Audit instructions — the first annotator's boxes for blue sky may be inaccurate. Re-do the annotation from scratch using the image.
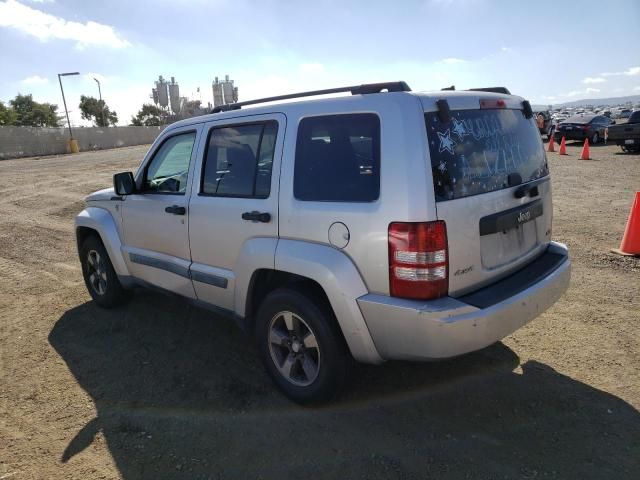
[1,0,639,126]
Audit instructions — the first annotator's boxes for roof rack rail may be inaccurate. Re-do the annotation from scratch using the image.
[467,87,511,95]
[211,81,412,113]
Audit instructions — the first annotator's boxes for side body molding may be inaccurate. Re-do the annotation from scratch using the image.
[275,239,383,364]
[75,207,129,277]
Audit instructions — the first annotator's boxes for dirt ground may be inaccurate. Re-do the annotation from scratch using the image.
[1,140,639,480]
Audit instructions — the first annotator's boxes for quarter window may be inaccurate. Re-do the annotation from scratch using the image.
[201,121,278,197]
[294,114,380,202]
[143,132,196,194]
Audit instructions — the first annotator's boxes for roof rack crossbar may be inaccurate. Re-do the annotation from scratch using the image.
[211,81,411,113]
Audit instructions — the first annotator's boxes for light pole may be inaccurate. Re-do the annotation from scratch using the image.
[93,77,106,127]
[57,72,79,139]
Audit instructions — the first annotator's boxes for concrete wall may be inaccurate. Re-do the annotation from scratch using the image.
[0,126,165,160]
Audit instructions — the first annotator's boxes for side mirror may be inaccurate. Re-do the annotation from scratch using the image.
[113,172,136,196]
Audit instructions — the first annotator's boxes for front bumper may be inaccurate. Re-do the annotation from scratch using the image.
[357,242,571,361]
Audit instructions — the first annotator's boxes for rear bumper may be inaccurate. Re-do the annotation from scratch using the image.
[612,138,639,146]
[357,242,570,361]
[555,131,588,141]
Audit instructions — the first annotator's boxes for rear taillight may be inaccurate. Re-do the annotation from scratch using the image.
[582,125,590,130]
[388,221,448,300]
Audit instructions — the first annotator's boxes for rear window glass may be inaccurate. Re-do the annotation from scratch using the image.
[426,109,548,202]
[563,115,594,124]
[294,113,380,202]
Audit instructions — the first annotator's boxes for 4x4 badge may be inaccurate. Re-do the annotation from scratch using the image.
[454,265,474,276]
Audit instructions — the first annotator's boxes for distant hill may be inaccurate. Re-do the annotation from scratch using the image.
[554,95,640,108]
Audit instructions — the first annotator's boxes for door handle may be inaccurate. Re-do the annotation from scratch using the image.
[241,211,271,223]
[165,205,186,215]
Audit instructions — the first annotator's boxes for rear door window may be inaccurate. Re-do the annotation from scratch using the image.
[426,109,548,202]
[201,121,278,198]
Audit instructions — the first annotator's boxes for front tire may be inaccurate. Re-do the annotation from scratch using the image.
[80,234,130,308]
[255,287,352,404]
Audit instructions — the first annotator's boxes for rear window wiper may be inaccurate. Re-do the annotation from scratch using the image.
[514,177,548,198]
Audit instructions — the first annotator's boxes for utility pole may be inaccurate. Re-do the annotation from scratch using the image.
[94,77,106,127]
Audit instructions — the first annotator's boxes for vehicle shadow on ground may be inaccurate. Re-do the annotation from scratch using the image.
[49,292,640,480]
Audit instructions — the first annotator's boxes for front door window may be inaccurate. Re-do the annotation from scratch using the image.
[143,132,196,194]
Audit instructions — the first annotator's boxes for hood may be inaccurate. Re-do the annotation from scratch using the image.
[85,187,116,202]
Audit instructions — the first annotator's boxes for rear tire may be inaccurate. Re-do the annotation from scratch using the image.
[255,286,352,404]
[80,234,130,308]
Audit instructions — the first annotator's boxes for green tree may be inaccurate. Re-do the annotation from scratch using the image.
[9,94,61,127]
[79,95,118,127]
[0,101,17,126]
[130,104,164,126]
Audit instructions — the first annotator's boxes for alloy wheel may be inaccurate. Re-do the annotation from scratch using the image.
[86,249,107,295]
[268,311,321,386]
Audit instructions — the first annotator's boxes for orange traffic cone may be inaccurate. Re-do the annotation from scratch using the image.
[548,134,555,152]
[558,136,567,155]
[580,138,590,160]
[611,192,640,257]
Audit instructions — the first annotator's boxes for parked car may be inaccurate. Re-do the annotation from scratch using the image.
[554,114,612,144]
[602,110,614,120]
[607,110,640,152]
[75,82,571,403]
[619,109,633,119]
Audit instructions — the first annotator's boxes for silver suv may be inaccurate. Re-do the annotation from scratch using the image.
[75,82,570,403]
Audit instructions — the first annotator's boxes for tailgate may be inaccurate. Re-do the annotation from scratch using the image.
[607,124,640,140]
[437,180,552,295]
[424,104,552,296]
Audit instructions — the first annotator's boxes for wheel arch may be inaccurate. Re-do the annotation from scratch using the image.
[75,207,129,277]
[242,239,383,364]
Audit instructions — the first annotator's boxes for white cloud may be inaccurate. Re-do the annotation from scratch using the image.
[0,0,130,49]
[565,88,600,97]
[500,46,513,53]
[21,74,48,85]
[634,86,640,92]
[582,77,605,84]
[440,57,465,64]
[25,0,55,3]
[601,66,640,77]
[299,63,324,75]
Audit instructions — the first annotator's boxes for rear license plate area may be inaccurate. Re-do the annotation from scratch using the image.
[479,200,543,236]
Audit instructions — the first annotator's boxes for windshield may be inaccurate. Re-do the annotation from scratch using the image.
[425,109,548,202]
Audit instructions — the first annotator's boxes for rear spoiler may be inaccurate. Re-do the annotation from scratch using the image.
[435,92,535,121]
[468,87,512,95]
[441,85,512,95]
